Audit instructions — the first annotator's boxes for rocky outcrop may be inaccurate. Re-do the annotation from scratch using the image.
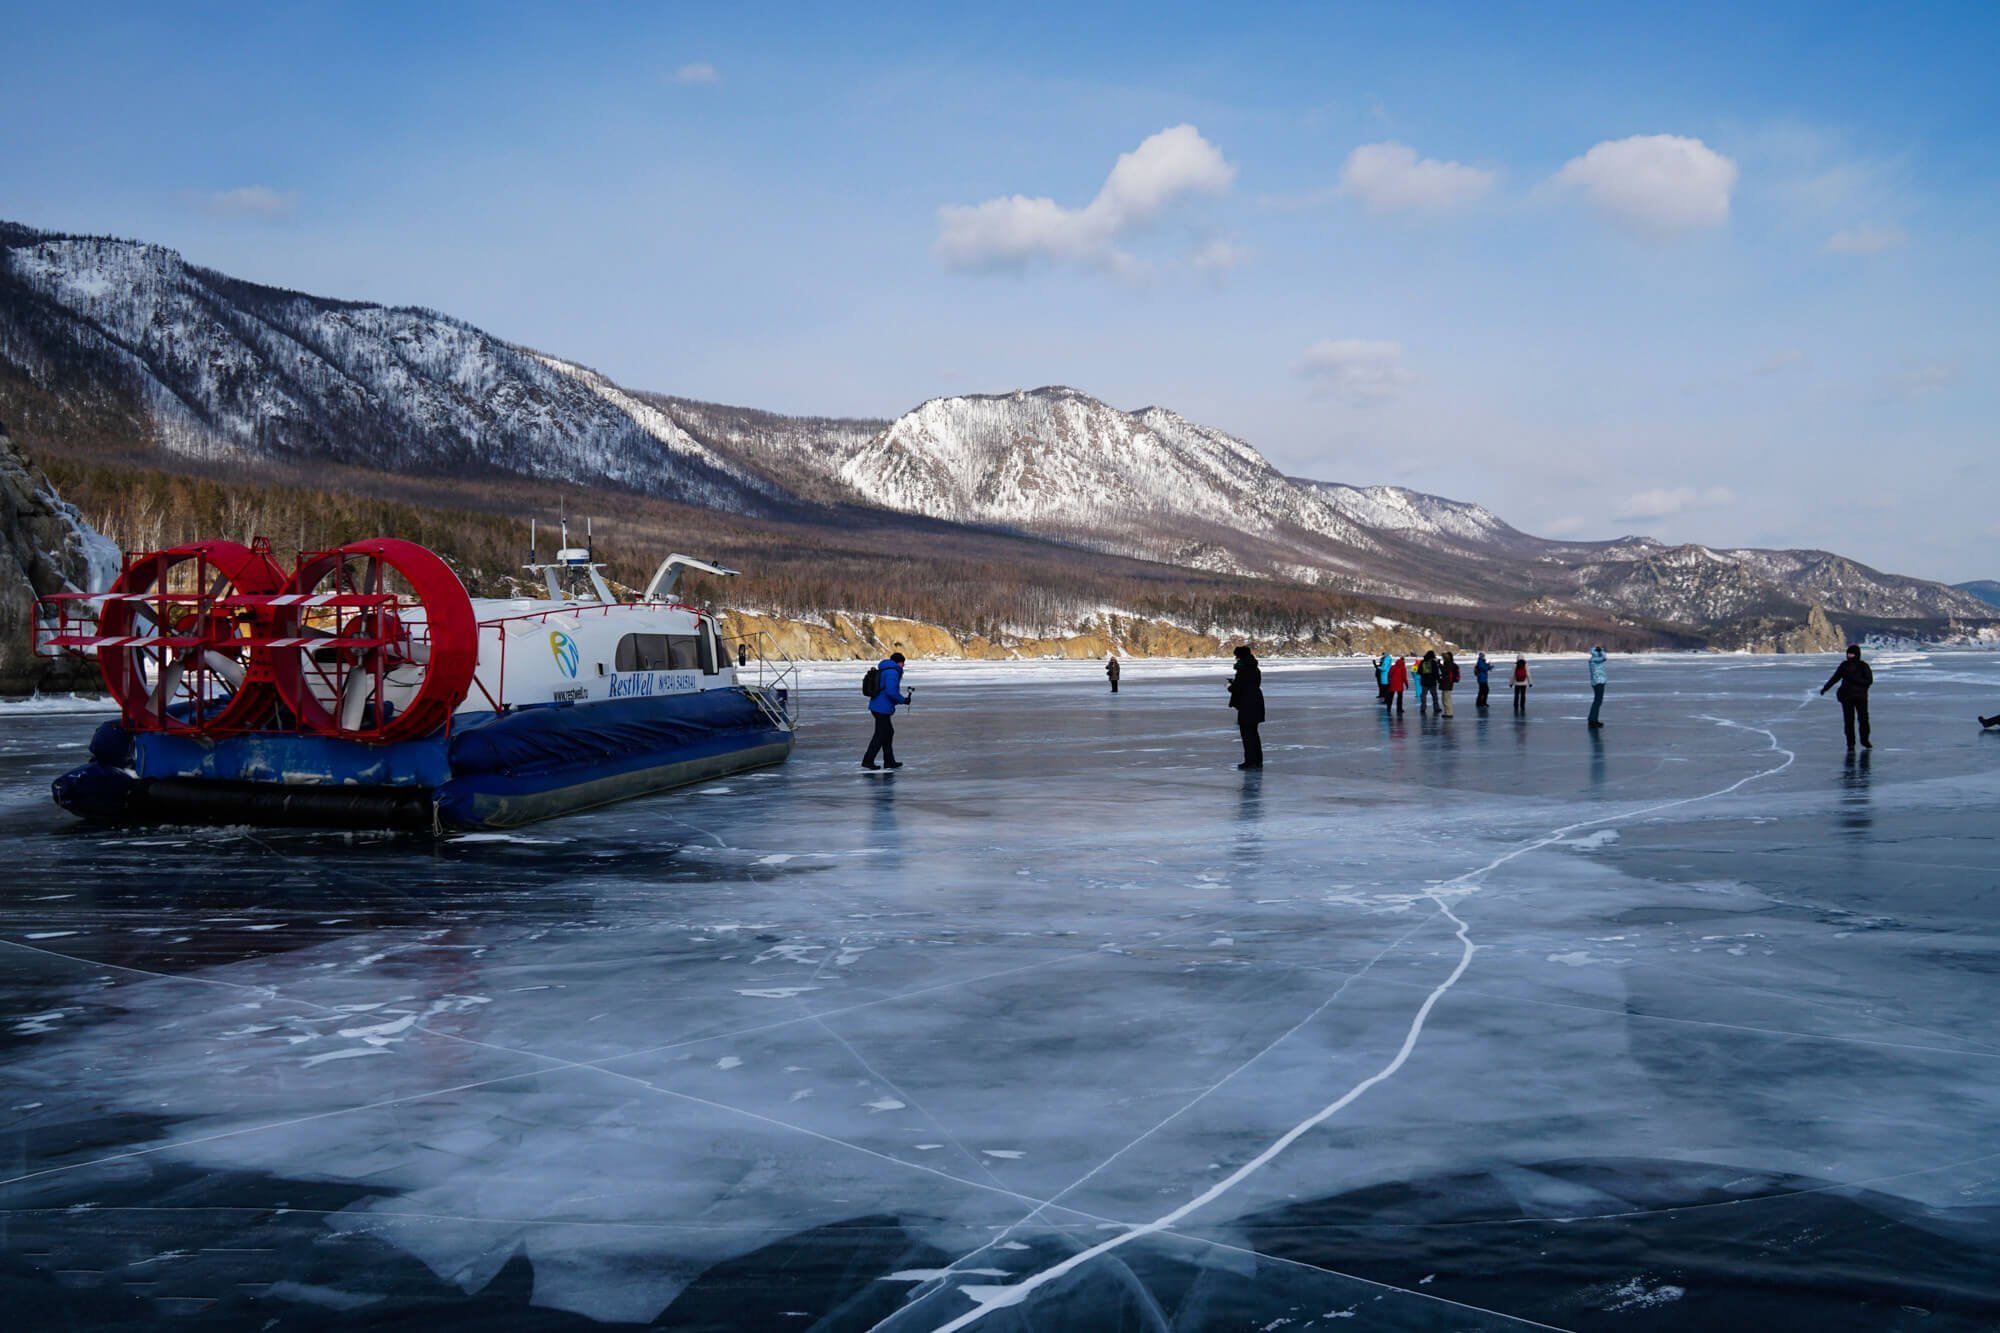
[1718,602,1847,654]
[0,417,117,694]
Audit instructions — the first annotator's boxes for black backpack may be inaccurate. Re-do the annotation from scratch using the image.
[862,666,881,698]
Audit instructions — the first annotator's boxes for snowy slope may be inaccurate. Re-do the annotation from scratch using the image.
[0,231,771,511]
[1294,479,1526,549]
[635,393,887,505]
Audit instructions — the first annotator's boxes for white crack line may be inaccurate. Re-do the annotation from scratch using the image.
[915,714,1796,1332]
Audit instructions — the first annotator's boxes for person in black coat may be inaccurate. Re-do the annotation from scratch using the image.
[1228,645,1265,770]
[1820,644,1874,750]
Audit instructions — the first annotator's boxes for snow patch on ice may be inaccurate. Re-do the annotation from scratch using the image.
[1596,1277,1687,1311]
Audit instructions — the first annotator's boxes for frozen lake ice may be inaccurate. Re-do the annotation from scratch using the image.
[2,652,1998,1330]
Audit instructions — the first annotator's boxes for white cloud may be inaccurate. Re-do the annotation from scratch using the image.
[1614,485,1737,521]
[1296,339,1412,405]
[1824,223,1906,255]
[1553,134,1737,239]
[1338,142,1496,214]
[1752,348,1808,376]
[1189,238,1252,273]
[1880,361,1960,400]
[934,125,1236,275]
[671,62,718,85]
[189,186,297,220]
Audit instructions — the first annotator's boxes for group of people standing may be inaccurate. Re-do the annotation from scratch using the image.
[1373,650,1463,716]
[1370,649,1570,719]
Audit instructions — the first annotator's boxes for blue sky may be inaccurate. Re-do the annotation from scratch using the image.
[5,1,1997,580]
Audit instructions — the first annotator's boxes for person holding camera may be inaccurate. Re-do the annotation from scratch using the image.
[1228,645,1265,770]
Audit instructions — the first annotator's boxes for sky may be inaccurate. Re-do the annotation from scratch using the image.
[4,1,1997,580]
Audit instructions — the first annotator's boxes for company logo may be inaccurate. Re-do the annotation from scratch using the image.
[608,671,699,698]
[549,630,580,678]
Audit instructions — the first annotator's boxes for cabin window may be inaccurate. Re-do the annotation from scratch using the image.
[698,623,720,674]
[616,632,704,673]
[615,634,668,671]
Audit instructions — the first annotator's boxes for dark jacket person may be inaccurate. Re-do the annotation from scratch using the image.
[1820,644,1873,750]
[1228,646,1265,770]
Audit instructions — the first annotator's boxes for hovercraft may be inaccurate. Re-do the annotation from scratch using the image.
[34,527,796,831]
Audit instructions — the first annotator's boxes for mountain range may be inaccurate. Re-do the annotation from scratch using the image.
[1956,581,2000,610]
[1,219,1991,655]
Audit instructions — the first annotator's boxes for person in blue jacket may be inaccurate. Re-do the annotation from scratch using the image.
[863,652,910,769]
[1587,647,1608,728]
[1474,653,1492,710]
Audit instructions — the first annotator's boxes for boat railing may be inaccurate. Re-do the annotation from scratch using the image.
[727,630,801,732]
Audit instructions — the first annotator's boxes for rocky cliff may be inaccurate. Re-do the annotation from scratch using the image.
[0,417,118,694]
[716,607,1446,664]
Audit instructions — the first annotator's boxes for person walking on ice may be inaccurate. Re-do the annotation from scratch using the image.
[1440,651,1459,718]
[1387,655,1409,715]
[1587,646,1608,729]
[1512,656,1532,714]
[1820,644,1873,750]
[1474,652,1491,710]
[1105,655,1121,694]
[861,651,911,769]
[1228,645,1265,770]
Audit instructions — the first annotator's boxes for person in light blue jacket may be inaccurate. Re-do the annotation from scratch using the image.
[1587,647,1608,729]
[863,652,910,769]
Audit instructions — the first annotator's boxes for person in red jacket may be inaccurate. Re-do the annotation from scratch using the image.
[1387,655,1410,715]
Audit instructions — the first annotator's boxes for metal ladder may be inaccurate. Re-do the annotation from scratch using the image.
[731,630,801,732]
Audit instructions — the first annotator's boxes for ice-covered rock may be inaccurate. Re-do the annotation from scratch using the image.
[0,416,110,695]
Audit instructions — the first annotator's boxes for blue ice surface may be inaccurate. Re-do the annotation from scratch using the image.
[1,651,1997,1330]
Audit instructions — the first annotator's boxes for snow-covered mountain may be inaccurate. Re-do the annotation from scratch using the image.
[821,387,1387,578]
[0,226,773,510]
[1,220,1988,641]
